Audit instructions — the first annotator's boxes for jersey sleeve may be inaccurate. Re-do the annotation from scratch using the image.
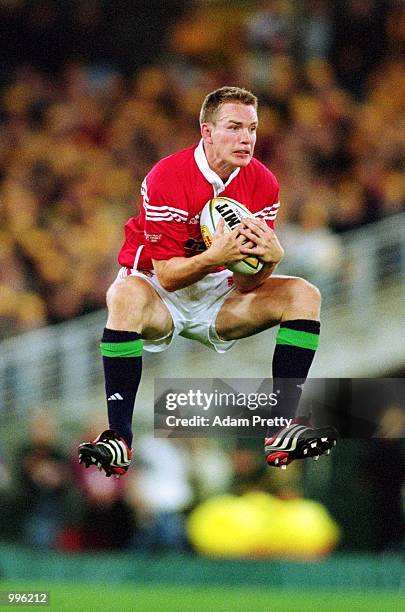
[254,168,280,230]
[142,166,189,261]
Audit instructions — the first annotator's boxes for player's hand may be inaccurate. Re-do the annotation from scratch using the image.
[238,218,284,264]
[207,218,252,267]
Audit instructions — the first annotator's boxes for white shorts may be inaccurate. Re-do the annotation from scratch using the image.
[117,267,238,353]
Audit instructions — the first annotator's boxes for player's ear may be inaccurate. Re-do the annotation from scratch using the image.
[201,122,213,144]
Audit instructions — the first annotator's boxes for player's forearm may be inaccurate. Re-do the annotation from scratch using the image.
[152,251,220,292]
[233,261,279,293]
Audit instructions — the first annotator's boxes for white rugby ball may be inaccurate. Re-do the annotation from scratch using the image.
[200,197,264,275]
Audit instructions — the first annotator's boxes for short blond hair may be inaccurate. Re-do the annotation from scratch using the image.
[199,86,258,124]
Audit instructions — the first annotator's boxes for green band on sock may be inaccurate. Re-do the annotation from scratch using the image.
[276,327,319,350]
[100,339,143,357]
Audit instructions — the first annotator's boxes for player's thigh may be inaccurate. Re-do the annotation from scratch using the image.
[215,275,303,340]
[107,275,173,338]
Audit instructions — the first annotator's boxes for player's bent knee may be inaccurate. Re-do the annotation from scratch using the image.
[285,277,321,307]
[302,279,321,305]
[106,277,151,314]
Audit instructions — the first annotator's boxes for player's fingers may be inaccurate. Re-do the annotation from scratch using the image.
[240,220,266,239]
[229,223,245,239]
[213,217,225,236]
[240,245,265,256]
[236,232,250,243]
[237,236,255,248]
[251,217,270,231]
[242,218,272,234]
[233,252,249,261]
[238,227,263,244]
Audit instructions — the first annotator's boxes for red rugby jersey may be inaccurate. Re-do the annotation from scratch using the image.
[118,140,280,270]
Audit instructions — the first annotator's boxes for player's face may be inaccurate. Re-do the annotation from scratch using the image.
[203,102,258,176]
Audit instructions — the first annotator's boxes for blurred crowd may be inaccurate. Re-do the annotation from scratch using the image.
[0,0,404,338]
[0,409,403,555]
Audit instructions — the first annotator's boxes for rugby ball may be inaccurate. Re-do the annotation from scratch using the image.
[200,197,264,275]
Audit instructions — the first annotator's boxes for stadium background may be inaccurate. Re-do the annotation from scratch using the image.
[0,0,403,610]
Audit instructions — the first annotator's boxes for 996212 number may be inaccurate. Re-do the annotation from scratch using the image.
[0,592,49,605]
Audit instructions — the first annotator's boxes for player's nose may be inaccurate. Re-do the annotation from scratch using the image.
[239,128,252,145]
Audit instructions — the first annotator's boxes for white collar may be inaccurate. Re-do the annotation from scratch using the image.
[194,139,240,196]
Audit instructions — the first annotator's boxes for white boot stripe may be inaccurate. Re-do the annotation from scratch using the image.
[279,426,308,450]
[112,438,130,463]
[268,425,308,451]
[110,440,124,465]
[98,439,130,466]
[110,440,123,466]
[273,424,302,444]
[98,441,118,464]
[119,441,129,463]
[273,425,305,448]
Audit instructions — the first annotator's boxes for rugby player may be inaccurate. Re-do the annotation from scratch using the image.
[79,86,337,476]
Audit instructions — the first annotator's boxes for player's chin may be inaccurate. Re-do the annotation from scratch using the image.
[231,153,252,167]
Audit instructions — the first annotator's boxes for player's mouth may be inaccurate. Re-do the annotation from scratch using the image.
[233,150,251,158]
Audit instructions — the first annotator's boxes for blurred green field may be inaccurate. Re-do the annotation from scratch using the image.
[0,582,403,612]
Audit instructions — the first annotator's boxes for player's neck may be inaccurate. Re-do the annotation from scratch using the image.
[203,144,235,183]
[212,165,233,183]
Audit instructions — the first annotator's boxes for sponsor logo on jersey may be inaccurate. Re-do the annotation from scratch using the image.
[145,232,162,243]
[188,214,201,224]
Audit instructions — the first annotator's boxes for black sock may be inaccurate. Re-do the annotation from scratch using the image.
[100,328,143,447]
[267,319,320,436]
